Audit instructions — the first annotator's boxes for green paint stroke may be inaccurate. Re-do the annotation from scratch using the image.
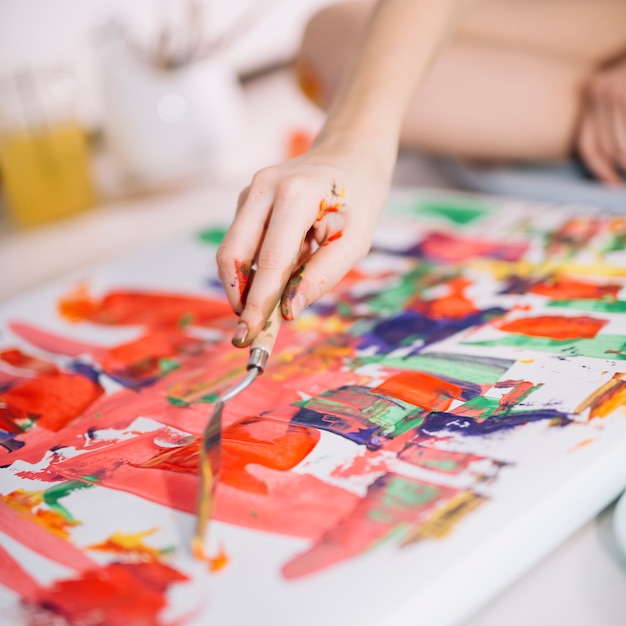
[197,226,228,246]
[357,352,513,385]
[464,334,626,360]
[390,196,491,225]
[167,396,190,408]
[43,481,94,523]
[548,299,626,314]
[158,358,180,375]
[368,477,440,523]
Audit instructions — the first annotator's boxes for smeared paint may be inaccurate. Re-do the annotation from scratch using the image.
[281,473,479,579]
[59,285,231,327]
[411,197,490,225]
[87,529,173,561]
[529,277,621,300]
[465,334,626,360]
[575,373,626,419]
[26,561,188,626]
[233,260,252,303]
[197,226,228,246]
[499,315,608,340]
[404,231,527,263]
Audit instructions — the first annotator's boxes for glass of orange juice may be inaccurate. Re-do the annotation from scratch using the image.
[0,69,95,228]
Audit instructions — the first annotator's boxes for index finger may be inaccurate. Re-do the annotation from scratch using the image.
[232,185,318,347]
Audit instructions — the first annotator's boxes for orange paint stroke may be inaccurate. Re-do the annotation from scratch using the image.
[575,373,626,419]
[569,438,596,453]
[499,315,608,340]
[410,277,477,320]
[373,371,464,413]
[529,277,621,300]
[59,287,232,327]
[2,489,78,539]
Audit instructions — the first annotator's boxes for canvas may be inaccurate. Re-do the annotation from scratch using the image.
[1,189,626,626]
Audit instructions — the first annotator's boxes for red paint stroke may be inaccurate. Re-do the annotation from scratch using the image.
[330,450,390,478]
[59,286,232,327]
[138,416,320,494]
[0,500,96,573]
[409,277,478,320]
[281,473,461,579]
[316,198,341,222]
[499,315,607,340]
[373,371,464,413]
[322,231,343,246]
[529,277,621,300]
[233,260,252,303]
[546,217,603,256]
[50,428,358,540]
[9,322,104,358]
[27,561,188,626]
[0,543,41,602]
[416,232,527,263]
[398,443,486,474]
[0,348,58,375]
[0,370,104,432]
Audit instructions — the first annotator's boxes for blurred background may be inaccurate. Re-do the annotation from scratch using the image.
[0,0,378,300]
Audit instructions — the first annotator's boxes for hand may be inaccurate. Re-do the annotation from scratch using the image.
[577,55,626,185]
[217,137,393,347]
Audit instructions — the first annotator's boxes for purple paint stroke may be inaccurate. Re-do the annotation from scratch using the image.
[358,308,507,355]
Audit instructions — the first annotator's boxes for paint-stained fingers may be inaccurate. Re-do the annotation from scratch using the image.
[577,111,623,185]
[216,182,274,315]
[234,189,318,346]
[281,230,371,320]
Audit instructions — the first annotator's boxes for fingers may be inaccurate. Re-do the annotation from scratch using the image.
[221,169,330,346]
[577,110,623,185]
[578,71,626,185]
[281,220,370,321]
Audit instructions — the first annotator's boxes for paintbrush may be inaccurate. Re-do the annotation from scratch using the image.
[192,304,283,560]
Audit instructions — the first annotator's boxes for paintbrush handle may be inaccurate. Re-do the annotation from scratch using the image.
[248,303,283,371]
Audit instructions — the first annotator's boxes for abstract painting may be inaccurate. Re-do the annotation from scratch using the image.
[1,190,626,626]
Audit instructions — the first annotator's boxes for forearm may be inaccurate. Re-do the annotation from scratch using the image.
[316,0,475,170]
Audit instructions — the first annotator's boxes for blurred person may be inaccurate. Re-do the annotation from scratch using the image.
[217,0,626,348]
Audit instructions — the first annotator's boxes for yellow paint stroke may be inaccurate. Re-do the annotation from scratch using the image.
[400,491,485,546]
[86,528,169,560]
[517,358,535,364]
[471,258,626,281]
[2,489,78,539]
[575,373,626,419]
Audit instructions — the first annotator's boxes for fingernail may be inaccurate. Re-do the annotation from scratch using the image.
[290,293,307,319]
[231,322,249,347]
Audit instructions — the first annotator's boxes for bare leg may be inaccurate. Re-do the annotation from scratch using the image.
[298,0,626,161]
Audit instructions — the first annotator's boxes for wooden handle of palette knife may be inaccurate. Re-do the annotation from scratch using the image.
[250,303,283,359]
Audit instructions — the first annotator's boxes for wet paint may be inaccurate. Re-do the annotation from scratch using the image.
[233,260,252,303]
[27,561,188,626]
[411,197,491,225]
[575,373,626,419]
[197,226,228,246]
[404,232,527,263]
[466,334,626,360]
[499,315,608,340]
[281,473,475,579]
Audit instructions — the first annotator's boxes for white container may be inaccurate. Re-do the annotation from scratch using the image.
[97,25,244,185]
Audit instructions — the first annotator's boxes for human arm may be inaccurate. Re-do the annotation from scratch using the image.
[217,0,474,347]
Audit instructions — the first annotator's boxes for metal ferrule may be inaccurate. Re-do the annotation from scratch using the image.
[247,347,269,372]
